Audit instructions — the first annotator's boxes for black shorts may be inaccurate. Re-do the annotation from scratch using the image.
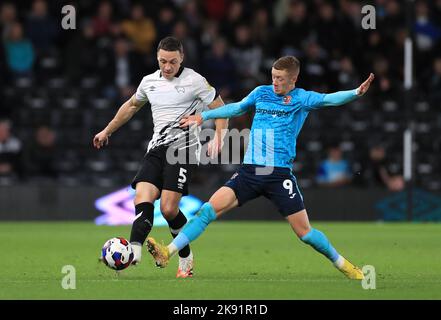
[131,145,195,195]
[224,164,305,217]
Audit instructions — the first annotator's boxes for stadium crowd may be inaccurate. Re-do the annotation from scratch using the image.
[0,0,440,191]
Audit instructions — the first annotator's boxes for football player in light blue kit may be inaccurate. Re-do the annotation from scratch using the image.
[147,56,375,279]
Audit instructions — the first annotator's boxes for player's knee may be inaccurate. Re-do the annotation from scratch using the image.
[298,226,311,238]
[160,203,179,220]
[297,226,312,241]
[134,191,156,206]
[134,193,146,206]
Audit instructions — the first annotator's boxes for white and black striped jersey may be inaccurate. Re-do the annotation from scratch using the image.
[135,67,216,153]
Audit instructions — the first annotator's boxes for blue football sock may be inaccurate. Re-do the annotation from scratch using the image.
[171,232,190,252]
[171,202,217,251]
[300,228,340,263]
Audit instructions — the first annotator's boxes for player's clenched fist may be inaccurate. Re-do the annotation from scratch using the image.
[93,130,110,149]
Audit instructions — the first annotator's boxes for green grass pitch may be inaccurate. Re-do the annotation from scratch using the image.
[1,221,440,299]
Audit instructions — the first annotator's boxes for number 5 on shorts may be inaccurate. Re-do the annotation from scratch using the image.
[178,168,187,184]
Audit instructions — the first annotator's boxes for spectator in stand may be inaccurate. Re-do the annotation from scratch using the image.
[277,0,310,57]
[91,1,116,39]
[120,4,156,56]
[182,0,202,32]
[200,20,220,53]
[64,21,98,84]
[0,2,17,40]
[102,36,138,99]
[250,6,275,59]
[314,2,341,57]
[220,1,245,44]
[302,41,329,91]
[382,0,404,39]
[317,143,352,187]
[414,0,441,53]
[414,0,441,83]
[156,6,176,41]
[3,22,35,77]
[337,56,360,90]
[25,0,58,56]
[337,0,362,57]
[272,0,290,27]
[370,55,396,99]
[202,37,236,100]
[230,24,263,97]
[203,0,228,21]
[362,31,386,67]
[0,119,22,179]
[363,144,405,192]
[24,125,58,179]
[172,20,199,69]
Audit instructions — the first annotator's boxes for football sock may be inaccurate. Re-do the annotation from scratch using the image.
[131,243,142,262]
[166,210,191,258]
[130,202,154,246]
[334,255,345,268]
[300,228,340,263]
[168,202,216,256]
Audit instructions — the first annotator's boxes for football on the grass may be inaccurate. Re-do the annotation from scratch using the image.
[101,237,134,270]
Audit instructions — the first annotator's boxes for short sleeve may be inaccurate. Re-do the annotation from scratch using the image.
[300,89,326,111]
[194,75,216,105]
[135,78,149,103]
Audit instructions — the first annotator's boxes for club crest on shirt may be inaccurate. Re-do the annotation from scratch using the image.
[175,86,186,93]
[283,95,292,104]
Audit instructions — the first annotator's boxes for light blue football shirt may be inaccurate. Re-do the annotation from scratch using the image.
[201,85,358,169]
[239,85,325,168]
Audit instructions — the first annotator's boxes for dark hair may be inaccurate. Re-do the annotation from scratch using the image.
[272,56,300,76]
[157,36,183,54]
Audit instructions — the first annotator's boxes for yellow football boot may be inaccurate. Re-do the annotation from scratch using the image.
[146,237,170,268]
[336,257,364,280]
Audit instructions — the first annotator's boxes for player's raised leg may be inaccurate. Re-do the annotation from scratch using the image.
[287,210,364,279]
[130,182,160,265]
[159,189,193,278]
[147,186,239,268]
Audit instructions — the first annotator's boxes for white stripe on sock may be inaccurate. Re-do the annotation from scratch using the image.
[334,255,344,268]
[168,243,178,257]
[131,243,142,261]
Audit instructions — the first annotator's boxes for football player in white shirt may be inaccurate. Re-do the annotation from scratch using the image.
[94,37,227,278]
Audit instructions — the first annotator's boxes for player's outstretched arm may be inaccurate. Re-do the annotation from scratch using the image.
[93,95,146,149]
[207,95,229,158]
[321,73,375,107]
[179,100,251,128]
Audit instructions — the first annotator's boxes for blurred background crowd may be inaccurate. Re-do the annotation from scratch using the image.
[0,0,440,192]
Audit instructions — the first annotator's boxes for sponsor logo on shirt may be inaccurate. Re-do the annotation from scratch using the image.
[255,108,291,117]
